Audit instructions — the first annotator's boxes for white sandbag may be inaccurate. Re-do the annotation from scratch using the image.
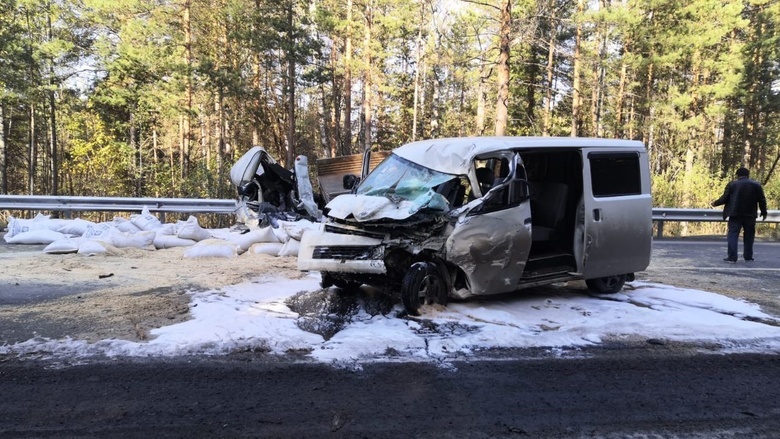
[77,240,120,256]
[183,239,240,259]
[5,229,67,245]
[279,219,320,241]
[155,223,177,236]
[225,227,280,251]
[277,238,300,257]
[109,229,156,249]
[83,222,114,240]
[153,234,196,249]
[43,238,83,254]
[54,218,96,236]
[176,216,212,242]
[245,242,284,256]
[129,206,162,231]
[271,226,290,243]
[4,214,56,241]
[113,217,141,233]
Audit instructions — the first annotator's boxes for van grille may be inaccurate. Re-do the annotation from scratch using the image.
[312,245,378,260]
[324,224,385,240]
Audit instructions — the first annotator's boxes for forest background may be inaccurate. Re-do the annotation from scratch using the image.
[0,0,779,235]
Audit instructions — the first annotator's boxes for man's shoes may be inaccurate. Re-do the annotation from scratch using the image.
[723,258,737,264]
[745,258,755,262]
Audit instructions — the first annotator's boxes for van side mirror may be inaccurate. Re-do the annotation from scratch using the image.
[343,174,360,190]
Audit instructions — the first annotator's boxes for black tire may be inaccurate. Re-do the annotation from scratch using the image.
[586,274,627,294]
[401,262,447,316]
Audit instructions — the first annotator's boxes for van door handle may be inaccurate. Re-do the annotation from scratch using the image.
[524,217,532,225]
[593,208,602,222]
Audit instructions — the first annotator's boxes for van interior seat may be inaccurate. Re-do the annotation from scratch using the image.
[529,182,569,242]
[475,167,494,194]
[437,179,467,207]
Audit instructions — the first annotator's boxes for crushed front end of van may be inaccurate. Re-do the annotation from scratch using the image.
[298,152,461,315]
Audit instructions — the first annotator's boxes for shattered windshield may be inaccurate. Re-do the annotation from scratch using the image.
[356,154,456,209]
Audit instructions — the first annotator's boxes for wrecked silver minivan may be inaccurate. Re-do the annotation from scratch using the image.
[298,137,652,316]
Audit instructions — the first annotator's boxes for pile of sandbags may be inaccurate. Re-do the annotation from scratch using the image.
[2,207,322,258]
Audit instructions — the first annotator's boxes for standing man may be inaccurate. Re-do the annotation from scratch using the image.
[711,167,768,263]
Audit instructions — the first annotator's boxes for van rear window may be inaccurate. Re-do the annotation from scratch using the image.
[589,153,641,197]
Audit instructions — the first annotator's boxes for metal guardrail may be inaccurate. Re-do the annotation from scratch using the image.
[0,195,777,239]
[652,208,780,239]
[0,195,238,220]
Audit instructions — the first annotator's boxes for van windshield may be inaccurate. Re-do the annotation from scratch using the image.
[356,154,455,208]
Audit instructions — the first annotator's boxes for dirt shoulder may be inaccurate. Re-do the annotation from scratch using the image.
[0,244,303,344]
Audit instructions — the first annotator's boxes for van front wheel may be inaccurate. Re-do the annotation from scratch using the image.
[586,275,626,294]
[401,262,447,316]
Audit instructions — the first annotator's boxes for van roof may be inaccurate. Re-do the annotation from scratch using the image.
[393,136,645,175]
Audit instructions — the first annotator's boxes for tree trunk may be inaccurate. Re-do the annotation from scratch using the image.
[286,1,296,167]
[361,1,373,152]
[476,65,487,135]
[571,0,583,137]
[26,9,37,195]
[420,67,427,138]
[412,1,424,142]
[0,103,6,193]
[542,0,557,136]
[153,129,159,197]
[319,80,332,158]
[199,103,207,165]
[431,67,440,137]
[183,0,192,177]
[494,0,511,136]
[48,88,57,195]
[217,90,225,186]
[28,102,36,194]
[342,0,353,155]
[130,112,138,196]
[616,54,628,137]
[330,44,341,158]
[643,63,654,153]
[47,13,58,195]
[178,114,184,179]
[591,0,606,137]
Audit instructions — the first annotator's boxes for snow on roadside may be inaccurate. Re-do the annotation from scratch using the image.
[2,277,780,364]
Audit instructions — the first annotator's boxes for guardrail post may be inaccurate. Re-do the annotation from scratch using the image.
[656,221,664,239]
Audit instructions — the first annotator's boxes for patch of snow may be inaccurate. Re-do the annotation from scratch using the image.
[2,278,780,365]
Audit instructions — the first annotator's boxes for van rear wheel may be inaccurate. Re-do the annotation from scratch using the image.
[401,262,447,316]
[586,274,626,294]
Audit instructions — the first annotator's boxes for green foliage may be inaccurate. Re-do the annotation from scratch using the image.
[652,162,729,209]
[0,0,778,243]
[62,111,135,196]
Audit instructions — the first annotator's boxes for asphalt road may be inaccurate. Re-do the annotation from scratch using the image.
[1,353,778,438]
[2,237,780,438]
[640,239,780,317]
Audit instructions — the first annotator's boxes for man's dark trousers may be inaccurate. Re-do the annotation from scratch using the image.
[727,215,756,261]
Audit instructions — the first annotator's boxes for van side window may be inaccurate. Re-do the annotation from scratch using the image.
[589,153,641,197]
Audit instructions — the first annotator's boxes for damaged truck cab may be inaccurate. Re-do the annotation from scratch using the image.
[298,137,652,316]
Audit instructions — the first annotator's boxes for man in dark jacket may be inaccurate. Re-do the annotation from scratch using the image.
[711,167,768,263]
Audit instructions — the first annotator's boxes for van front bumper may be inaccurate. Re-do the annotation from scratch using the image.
[298,230,386,274]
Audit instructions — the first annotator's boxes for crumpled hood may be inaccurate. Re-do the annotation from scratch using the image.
[325,193,449,222]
